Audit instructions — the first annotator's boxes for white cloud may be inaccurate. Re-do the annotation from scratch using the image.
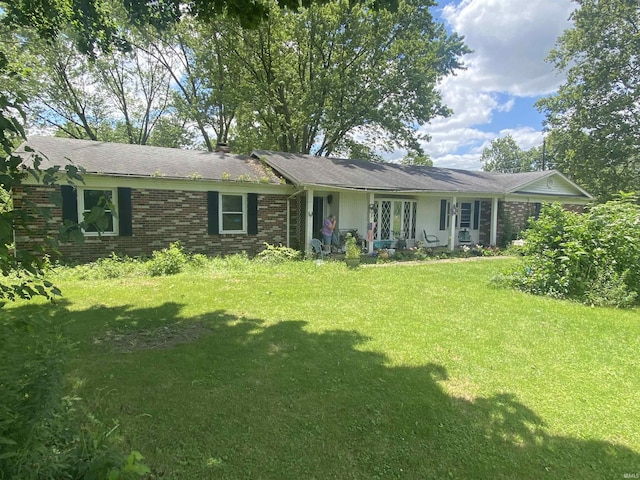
[499,126,544,151]
[442,0,575,96]
[417,0,575,170]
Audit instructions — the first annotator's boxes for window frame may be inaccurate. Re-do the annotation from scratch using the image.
[459,202,472,228]
[373,198,417,240]
[219,193,247,234]
[77,187,118,236]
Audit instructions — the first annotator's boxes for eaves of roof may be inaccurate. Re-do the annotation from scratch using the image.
[17,136,284,185]
[252,150,589,197]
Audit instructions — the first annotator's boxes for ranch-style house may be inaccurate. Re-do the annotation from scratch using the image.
[12,136,592,263]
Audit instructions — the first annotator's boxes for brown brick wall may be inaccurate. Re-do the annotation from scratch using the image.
[13,185,288,263]
[479,200,492,245]
[497,201,586,246]
[497,201,538,245]
[564,204,586,214]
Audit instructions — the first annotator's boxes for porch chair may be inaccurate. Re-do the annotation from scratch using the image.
[422,230,440,248]
[311,238,330,259]
[458,229,472,244]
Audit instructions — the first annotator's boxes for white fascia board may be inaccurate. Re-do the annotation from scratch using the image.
[503,193,592,204]
[21,173,294,195]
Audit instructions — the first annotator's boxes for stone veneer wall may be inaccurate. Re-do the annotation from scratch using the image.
[13,185,288,263]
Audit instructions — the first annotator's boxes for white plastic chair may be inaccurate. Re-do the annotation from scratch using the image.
[311,238,330,259]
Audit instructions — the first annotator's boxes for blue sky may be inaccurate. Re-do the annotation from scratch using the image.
[392,0,576,170]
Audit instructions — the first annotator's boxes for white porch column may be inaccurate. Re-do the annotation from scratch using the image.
[368,192,375,253]
[449,196,457,251]
[305,188,314,254]
[490,197,499,246]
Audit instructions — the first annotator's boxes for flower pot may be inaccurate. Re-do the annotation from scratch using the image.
[345,257,360,268]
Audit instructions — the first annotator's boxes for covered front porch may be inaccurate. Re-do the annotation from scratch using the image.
[294,189,501,255]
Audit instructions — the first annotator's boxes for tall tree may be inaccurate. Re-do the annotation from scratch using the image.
[22,33,179,145]
[95,46,174,145]
[222,0,469,157]
[399,150,433,166]
[135,19,244,151]
[481,135,536,173]
[537,0,640,200]
[23,36,111,140]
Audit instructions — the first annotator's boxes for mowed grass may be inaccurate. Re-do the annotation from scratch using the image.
[6,258,640,479]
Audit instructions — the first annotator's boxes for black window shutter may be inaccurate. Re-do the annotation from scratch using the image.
[473,200,480,230]
[118,187,133,236]
[247,193,258,235]
[61,185,78,223]
[207,191,219,235]
[439,199,447,231]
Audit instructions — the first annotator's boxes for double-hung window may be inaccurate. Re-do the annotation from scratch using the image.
[78,188,117,235]
[219,193,247,233]
[459,202,472,228]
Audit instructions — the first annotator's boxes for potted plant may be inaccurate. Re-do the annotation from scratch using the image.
[344,233,361,267]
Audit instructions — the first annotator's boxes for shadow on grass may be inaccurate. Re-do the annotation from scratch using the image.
[4,301,639,479]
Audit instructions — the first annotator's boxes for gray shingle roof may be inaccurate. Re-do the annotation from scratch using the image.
[252,150,558,194]
[15,137,589,198]
[16,136,282,184]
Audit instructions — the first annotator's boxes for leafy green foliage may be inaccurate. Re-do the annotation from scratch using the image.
[344,233,361,259]
[0,92,62,303]
[255,243,302,263]
[1,0,337,57]
[0,314,148,479]
[399,150,433,166]
[135,0,469,156]
[230,0,470,156]
[481,134,545,173]
[499,195,640,307]
[537,0,640,200]
[71,253,147,280]
[148,241,188,276]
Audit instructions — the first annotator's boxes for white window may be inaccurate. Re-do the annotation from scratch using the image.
[460,202,472,228]
[219,193,246,233]
[78,188,117,235]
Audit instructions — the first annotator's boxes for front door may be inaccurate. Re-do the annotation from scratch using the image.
[373,199,417,241]
[312,196,324,239]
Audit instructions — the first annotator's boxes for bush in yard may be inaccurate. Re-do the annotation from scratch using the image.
[80,253,146,280]
[499,194,640,307]
[255,243,302,263]
[149,242,188,276]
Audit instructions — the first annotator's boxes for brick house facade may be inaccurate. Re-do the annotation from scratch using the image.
[13,185,288,263]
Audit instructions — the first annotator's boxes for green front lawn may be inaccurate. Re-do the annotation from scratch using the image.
[6,258,640,478]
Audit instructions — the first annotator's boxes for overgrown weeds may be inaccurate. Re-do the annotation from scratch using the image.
[495,193,640,308]
[0,314,149,479]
